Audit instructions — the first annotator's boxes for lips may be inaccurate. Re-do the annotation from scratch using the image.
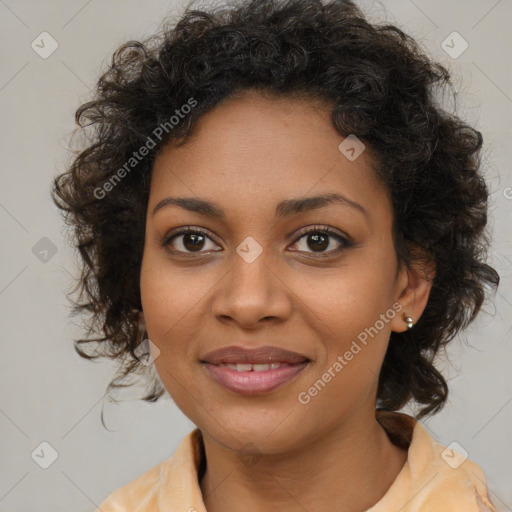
[203,361,310,395]
[200,345,310,365]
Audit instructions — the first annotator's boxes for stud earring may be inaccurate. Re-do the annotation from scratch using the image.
[402,313,414,330]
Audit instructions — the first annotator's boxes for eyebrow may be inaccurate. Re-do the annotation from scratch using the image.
[151,193,368,220]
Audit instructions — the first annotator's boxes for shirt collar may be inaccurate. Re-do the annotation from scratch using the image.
[156,410,496,512]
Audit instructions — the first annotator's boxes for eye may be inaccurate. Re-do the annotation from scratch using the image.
[162,227,220,254]
[162,225,353,256]
[289,225,353,255]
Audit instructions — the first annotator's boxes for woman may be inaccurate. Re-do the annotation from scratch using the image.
[52,0,500,510]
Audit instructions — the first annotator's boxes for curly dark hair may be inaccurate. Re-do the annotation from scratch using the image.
[51,0,499,420]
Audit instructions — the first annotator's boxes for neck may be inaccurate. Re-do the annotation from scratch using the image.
[199,410,408,512]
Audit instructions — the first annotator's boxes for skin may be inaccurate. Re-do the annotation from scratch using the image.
[139,89,433,511]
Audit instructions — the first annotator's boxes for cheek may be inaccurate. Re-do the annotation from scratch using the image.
[140,257,199,406]
[140,251,198,360]
[140,246,205,329]
[300,248,397,373]
[304,258,396,335]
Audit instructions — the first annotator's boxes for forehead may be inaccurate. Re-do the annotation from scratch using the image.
[150,91,391,224]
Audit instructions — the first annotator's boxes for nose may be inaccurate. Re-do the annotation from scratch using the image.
[210,245,293,329]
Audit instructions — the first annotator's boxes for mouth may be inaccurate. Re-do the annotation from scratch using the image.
[200,345,311,395]
[212,362,301,371]
[200,345,310,366]
[201,361,310,395]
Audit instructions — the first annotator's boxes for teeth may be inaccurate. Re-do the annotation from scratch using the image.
[217,362,292,371]
[252,364,270,372]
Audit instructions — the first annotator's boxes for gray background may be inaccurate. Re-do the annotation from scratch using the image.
[0,0,511,510]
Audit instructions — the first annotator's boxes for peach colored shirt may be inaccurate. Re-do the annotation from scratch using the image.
[95,411,497,511]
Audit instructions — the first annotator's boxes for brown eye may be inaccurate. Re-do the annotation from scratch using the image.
[290,226,353,255]
[305,232,329,252]
[163,227,220,254]
[162,225,353,256]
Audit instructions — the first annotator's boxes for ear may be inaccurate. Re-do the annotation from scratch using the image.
[390,249,436,333]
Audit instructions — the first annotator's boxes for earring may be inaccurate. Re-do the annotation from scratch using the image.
[402,313,414,330]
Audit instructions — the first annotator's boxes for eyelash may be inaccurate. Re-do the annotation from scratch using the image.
[161,225,354,257]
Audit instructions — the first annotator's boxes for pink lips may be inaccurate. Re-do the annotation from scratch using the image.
[201,345,309,365]
[202,362,309,395]
[200,345,310,395]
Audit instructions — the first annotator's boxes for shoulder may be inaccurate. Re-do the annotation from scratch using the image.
[93,428,204,512]
[373,411,497,512]
[415,434,498,512]
[94,460,162,512]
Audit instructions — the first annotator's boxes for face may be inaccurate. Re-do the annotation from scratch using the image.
[140,90,418,454]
